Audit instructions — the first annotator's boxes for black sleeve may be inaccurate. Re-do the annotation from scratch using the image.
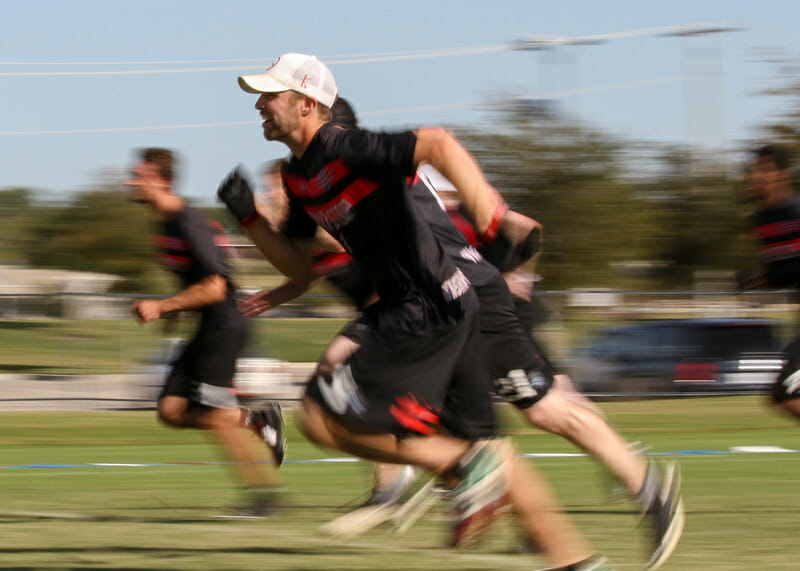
[335,128,417,181]
[181,209,231,279]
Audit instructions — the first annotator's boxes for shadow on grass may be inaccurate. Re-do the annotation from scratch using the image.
[0,544,354,556]
[0,321,52,331]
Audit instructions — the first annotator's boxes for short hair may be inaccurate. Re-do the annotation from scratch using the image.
[288,91,332,122]
[140,147,177,183]
[331,97,358,128]
[755,145,792,171]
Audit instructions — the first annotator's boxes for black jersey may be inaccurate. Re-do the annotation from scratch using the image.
[282,124,472,335]
[749,196,800,288]
[154,206,239,319]
[311,249,374,309]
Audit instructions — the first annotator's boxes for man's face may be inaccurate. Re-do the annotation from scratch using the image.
[744,156,786,204]
[255,91,303,142]
[125,161,166,204]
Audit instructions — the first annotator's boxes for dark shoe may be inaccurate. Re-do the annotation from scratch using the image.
[245,401,287,467]
[638,461,685,570]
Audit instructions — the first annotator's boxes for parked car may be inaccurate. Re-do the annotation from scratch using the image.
[570,318,785,396]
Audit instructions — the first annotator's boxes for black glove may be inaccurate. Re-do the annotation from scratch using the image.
[480,226,542,273]
[217,167,258,224]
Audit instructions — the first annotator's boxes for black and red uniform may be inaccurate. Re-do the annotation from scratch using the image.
[282,124,493,440]
[408,167,554,409]
[155,206,248,408]
[306,162,555,410]
[749,197,800,402]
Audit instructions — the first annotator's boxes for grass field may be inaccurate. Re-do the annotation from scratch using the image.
[0,318,351,375]
[1,396,799,569]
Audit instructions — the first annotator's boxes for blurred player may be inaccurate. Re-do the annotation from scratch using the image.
[220,53,612,570]
[741,144,800,420]
[125,147,285,517]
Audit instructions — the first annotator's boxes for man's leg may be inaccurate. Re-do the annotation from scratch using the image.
[158,395,281,513]
[522,388,646,496]
[780,398,800,419]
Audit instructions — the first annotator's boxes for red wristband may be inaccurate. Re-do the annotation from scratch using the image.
[480,202,508,243]
[240,212,263,227]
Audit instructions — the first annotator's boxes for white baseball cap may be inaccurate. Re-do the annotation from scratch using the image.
[238,53,338,108]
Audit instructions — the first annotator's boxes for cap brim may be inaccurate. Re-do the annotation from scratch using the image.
[237,74,289,94]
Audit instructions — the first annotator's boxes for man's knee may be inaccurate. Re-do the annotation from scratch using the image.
[299,395,336,447]
[157,396,187,427]
[523,388,588,437]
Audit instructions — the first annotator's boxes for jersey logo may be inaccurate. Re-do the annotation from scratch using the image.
[459,245,483,263]
[441,268,471,302]
[303,178,380,231]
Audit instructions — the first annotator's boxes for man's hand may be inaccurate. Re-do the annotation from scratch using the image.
[131,299,164,324]
[217,167,258,224]
[238,290,277,319]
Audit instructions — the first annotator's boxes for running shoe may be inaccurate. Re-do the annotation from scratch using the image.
[448,438,513,548]
[244,401,286,467]
[638,461,685,570]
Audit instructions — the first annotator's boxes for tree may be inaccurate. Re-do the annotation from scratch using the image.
[25,183,160,292]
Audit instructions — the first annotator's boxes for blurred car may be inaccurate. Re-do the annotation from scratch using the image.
[136,338,301,403]
[570,318,785,396]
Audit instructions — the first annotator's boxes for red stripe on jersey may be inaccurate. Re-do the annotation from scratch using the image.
[284,159,351,199]
[313,252,354,276]
[752,220,800,239]
[303,178,380,226]
[153,235,187,250]
[758,238,800,258]
[159,253,192,267]
[447,207,480,247]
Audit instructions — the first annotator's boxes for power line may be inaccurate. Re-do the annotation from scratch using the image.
[0,74,686,137]
[0,45,510,77]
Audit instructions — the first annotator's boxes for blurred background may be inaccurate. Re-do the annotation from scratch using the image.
[5,1,800,406]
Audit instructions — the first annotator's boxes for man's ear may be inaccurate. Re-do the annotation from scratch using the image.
[301,96,316,117]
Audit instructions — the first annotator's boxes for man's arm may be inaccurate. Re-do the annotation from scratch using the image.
[413,127,505,237]
[238,278,318,319]
[241,218,315,286]
[132,274,226,324]
[218,167,315,285]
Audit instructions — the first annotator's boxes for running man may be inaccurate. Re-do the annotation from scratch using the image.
[220,53,613,570]
[742,144,800,420]
[125,147,285,517]
[307,98,682,569]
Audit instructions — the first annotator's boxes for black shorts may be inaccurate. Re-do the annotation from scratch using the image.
[474,274,555,409]
[159,315,248,408]
[306,292,495,441]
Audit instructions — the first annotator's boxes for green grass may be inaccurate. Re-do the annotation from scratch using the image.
[0,318,350,374]
[1,396,799,569]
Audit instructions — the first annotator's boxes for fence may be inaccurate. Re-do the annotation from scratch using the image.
[0,289,796,410]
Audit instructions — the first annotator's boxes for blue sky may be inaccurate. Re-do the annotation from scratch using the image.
[2,0,799,203]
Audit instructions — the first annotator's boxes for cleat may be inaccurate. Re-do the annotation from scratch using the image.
[448,438,513,548]
[245,401,287,467]
[638,461,685,570]
[320,465,416,538]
